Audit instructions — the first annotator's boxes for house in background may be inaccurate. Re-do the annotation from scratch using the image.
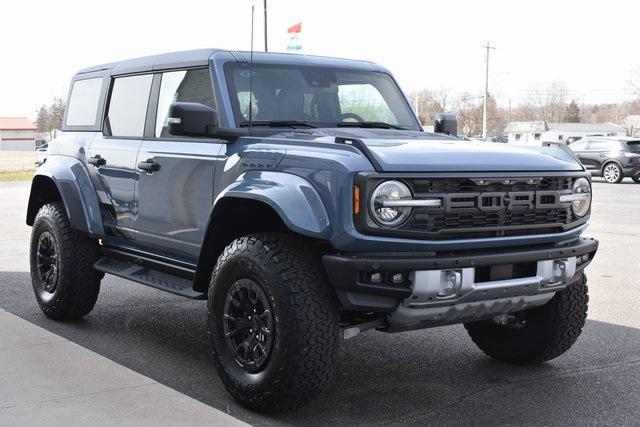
[0,117,37,150]
[623,115,640,138]
[504,121,626,145]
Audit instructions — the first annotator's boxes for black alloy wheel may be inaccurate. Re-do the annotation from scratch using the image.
[223,278,274,372]
[36,231,59,294]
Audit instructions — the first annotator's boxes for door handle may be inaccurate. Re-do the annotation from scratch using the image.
[87,155,106,167]
[137,159,160,172]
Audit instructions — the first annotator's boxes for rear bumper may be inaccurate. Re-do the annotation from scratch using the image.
[323,237,598,327]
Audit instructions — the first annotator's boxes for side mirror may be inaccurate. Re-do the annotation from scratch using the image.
[168,102,219,137]
[434,113,458,136]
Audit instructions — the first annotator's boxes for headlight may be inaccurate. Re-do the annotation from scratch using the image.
[370,180,412,226]
[571,177,592,217]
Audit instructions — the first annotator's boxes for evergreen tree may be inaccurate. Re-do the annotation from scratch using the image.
[564,100,580,123]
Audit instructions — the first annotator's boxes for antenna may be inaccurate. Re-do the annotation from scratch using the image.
[248,5,255,134]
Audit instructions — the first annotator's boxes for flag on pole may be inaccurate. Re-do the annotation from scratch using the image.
[286,22,302,51]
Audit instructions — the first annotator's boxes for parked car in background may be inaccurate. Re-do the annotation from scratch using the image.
[569,137,640,183]
[35,144,48,165]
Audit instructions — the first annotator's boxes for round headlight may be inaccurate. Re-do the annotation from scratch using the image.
[572,177,592,217]
[370,180,412,226]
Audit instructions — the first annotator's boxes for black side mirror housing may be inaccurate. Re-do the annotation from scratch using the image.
[434,113,458,136]
[168,102,219,137]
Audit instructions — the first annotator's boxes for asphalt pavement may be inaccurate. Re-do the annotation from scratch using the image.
[0,178,639,426]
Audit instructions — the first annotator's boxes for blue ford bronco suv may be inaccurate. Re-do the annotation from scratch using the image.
[27,49,598,413]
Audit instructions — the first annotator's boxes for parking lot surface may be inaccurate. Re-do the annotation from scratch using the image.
[1,179,639,425]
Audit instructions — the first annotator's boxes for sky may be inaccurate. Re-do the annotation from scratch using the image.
[1,0,639,119]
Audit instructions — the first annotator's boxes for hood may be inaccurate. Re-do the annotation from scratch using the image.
[303,129,583,172]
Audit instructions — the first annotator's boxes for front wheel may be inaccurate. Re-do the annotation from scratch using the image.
[208,233,340,413]
[464,273,588,365]
[602,162,623,183]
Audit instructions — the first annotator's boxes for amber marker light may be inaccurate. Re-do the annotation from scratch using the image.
[353,186,361,215]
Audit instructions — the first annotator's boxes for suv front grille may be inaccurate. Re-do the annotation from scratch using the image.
[354,174,586,240]
[410,176,574,194]
[403,177,576,238]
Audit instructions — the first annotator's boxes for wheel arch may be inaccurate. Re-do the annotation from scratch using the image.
[601,159,623,173]
[192,171,332,293]
[26,156,104,237]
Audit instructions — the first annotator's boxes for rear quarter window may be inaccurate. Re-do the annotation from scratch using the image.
[65,78,104,126]
[626,141,640,151]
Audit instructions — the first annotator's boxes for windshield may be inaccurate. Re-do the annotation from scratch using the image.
[224,63,420,130]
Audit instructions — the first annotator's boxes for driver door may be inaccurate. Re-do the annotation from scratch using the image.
[134,68,225,264]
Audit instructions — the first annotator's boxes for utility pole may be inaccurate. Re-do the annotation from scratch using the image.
[482,41,496,138]
[263,0,268,51]
[508,98,512,123]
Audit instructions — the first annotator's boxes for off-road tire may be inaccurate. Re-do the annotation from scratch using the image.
[30,202,102,320]
[464,273,588,365]
[208,233,340,413]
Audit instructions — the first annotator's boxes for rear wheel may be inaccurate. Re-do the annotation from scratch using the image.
[632,175,640,183]
[30,202,102,320]
[602,162,623,183]
[208,233,340,413]
[464,273,588,365]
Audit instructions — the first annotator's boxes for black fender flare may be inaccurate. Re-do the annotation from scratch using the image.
[26,156,104,237]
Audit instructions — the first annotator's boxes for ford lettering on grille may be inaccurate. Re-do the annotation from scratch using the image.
[443,191,561,212]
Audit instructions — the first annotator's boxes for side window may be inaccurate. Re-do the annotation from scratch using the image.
[589,141,612,151]
[106,74,153,138]
[66,78,104,126]
[155,68,216,138]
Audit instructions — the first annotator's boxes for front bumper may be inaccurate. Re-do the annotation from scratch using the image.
[323,237,598,330]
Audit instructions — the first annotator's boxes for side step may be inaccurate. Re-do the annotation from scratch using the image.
[94,257,206,300]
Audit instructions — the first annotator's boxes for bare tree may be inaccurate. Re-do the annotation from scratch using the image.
[629,67,640,96]
[453,93,483,136]
[48,97,66,138]
[34,97,66,140]
[523,81,568,122]
[408,88,450,125]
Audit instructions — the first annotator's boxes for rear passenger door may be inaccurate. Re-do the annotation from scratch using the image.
[86,74,153,245]
[587,140,615,170]
[134,68,225,264]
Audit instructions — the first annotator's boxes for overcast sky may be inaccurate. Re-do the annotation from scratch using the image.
[2,0,639,119]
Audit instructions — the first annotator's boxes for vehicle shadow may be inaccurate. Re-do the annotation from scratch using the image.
[2,271,639,426]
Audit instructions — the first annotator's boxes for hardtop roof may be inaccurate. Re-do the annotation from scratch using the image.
[75,49,384,77]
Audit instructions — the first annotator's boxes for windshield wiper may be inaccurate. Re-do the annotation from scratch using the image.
[336,121,407,130]
[239,120,317,128]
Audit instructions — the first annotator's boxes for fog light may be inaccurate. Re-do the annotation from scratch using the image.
[390,272,404,284]
[552,259,569,282]
[368,271,383,283]
[439,269,462,297]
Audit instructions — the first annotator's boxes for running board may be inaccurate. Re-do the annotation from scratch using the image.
[94,257,206,300]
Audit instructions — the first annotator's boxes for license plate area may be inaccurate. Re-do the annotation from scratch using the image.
[475,262,537,282]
